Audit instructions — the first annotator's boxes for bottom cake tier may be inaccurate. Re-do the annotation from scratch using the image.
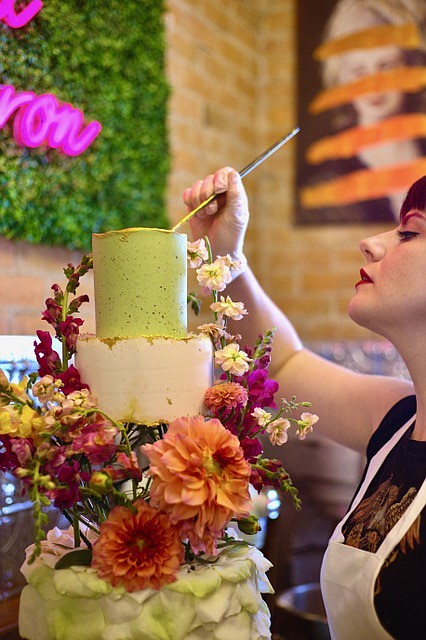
[75,333,214,424]
[19,543,273,640]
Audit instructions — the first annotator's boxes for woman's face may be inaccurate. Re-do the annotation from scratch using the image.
[348,210,426,337]
[337,45,406,125]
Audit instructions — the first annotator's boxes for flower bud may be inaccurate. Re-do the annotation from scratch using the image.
[0,369,10,390]
[89,471,113,495]
[236,514,261,536]
[15,467,31,478]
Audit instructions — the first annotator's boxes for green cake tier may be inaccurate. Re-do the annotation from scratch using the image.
[92,227,187,339]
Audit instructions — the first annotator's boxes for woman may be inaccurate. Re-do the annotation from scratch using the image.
[183,167,425,639]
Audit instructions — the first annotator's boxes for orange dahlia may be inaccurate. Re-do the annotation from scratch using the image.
[141,416,252,555]
[91,499,184,591]
[205,381,248,412]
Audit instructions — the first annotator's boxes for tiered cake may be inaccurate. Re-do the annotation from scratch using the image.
[76,228,214,423]
[18,227,273,640]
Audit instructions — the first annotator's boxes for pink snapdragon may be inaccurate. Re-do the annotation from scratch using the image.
[245,368,279,409]
[71,419,119,464]
[118,452,142,481]
[10,438,35,466]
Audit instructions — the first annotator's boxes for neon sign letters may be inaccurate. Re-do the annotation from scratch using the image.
[0,0,43,28]
[0,85,102,156]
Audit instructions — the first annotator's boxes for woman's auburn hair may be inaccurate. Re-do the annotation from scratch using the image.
[400,175,426,218]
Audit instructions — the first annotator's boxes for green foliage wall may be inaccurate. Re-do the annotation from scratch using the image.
[0,1,170,250]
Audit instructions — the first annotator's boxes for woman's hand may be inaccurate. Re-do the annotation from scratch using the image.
[183,166,249,265]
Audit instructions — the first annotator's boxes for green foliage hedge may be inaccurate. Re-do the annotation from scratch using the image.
[0,0,170,250]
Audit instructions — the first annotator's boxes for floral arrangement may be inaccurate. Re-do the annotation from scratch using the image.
[0,239,317,595]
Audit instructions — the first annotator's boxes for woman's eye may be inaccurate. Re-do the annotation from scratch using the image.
[398,230,420,242]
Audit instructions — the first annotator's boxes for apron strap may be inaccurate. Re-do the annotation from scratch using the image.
[332,415,416,541]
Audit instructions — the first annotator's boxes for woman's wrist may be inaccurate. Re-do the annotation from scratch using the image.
[228,252,247,281]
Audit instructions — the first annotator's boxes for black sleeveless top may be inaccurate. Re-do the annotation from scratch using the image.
[342,396,425,639]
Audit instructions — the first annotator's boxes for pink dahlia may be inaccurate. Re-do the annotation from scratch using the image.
[142,416,252,555]
[205,381,248,412]
[91,499,184,592]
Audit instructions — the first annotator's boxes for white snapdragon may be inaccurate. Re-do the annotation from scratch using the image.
[187,238,209,268]
[54,389,98,426]
[196,257,232,292]
[66,388,98,410]
[218,253,247,277]
[251,407,271,427]
[266,418,291,446]
[197,323,235,342]
[210,295,247,321]
[214,343,252,376]
[32,375,58,402]
[297,412,319,439]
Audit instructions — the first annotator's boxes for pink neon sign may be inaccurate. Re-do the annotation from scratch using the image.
[0,85,102,156]
[0,0,43,28]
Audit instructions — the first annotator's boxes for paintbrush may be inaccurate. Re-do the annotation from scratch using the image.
[171,127,300,232]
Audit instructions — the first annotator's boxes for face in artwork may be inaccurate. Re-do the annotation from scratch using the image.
[337,45,405,125]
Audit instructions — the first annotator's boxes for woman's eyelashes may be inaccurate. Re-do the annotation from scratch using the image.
[397,230,420,242]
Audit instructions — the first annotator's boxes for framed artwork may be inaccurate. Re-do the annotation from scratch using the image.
[295,0,426,225]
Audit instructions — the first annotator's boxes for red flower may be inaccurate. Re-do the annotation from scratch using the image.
[34,331,61,377]
[57,365,88,395]
[239,435,263,461]
[59,316,84,353]
[48,460,88,509]
[92,500,184,592]
[42,298,62,327]
[250,458,289,492]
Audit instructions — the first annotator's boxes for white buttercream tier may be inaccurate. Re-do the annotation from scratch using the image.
[19,544,273,640]
[75,333,214,423]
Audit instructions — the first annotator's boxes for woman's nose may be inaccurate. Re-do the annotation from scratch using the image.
[359,233,387,262]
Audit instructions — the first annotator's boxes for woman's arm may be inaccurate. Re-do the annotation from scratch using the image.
[184,168,414,452]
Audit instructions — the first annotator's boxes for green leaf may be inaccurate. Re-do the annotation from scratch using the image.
[0,1,170,250]
[55,548,93,570]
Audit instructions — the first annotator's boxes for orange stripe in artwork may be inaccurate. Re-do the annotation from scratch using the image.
[306,113,426,164]
[309,67,426,114]
[314,23,421,60]
[300,158,426,208]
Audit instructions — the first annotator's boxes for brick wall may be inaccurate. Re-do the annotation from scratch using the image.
[167,0,391,341]
[0,0,390,344]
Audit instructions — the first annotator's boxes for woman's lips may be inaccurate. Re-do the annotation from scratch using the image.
[355,268,373,287]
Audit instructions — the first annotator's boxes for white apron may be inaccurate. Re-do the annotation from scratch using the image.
[321,415,426,640]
